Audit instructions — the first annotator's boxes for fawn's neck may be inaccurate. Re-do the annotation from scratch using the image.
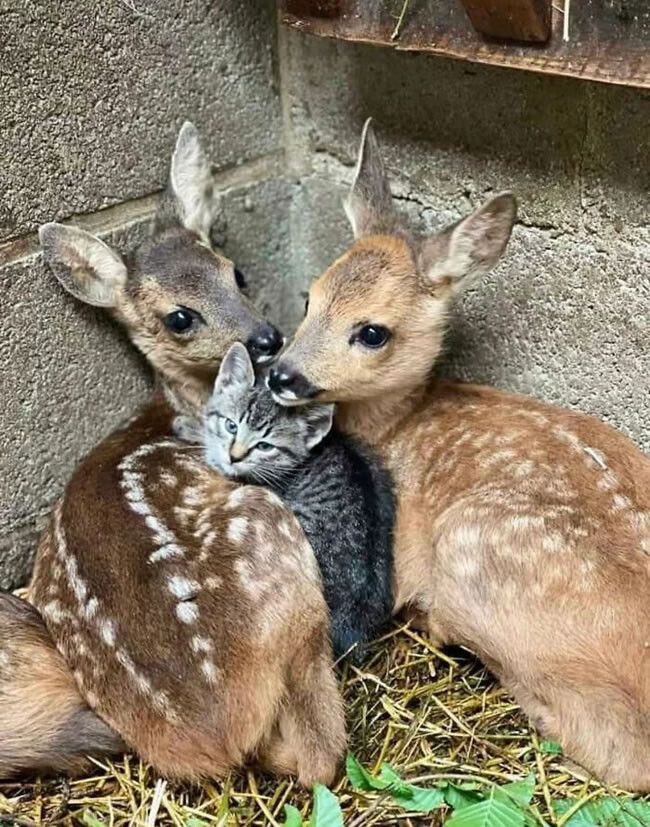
[160,371,214,419]
[335,385,426,448]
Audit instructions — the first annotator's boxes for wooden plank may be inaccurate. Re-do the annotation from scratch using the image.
[459,0,551,43]
[283,0,341,18]
[279,0,650,89]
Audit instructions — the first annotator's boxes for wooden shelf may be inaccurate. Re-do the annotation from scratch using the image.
[280,0,650,89]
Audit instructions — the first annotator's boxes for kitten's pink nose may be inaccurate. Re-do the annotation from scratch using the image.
[229,443,247,463]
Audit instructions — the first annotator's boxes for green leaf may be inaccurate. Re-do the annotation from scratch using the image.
[378,764,444,812]
[309,784,343,827]
[553,796,650,826]
[539,740,563,755]
[81,812,105,827]
[391,785,445,813]
[185,819,209,827]
[378,764,414,798]
[346,753,391,791]
[444,783,485,811]
[446,796,525,827]
[282,803,304,827]
[345,755,443,814]
[494,775,536,807]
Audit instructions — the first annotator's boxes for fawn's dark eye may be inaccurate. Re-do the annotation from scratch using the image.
[256,441,273,452]
[355,324,391,349]
[163,308,196,334]
[234,268,247,290]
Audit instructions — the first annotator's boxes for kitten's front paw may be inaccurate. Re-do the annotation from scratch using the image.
[173,415,203,444]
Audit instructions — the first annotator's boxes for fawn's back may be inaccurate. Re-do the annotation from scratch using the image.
[29,398,342,781]
[22,121,346,785]
[270,119,650,789]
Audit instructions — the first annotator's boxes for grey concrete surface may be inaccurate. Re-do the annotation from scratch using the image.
[1,8,648,585]
[0,220,153,587]
[281,29,650,450]
[0,0,282,241]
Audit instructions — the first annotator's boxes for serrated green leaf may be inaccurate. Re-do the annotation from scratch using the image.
[185,818,209,827]
[391,785,445,813]
[345,753,391,791]
[282,803,303,827]
[446,796,525,827]
[539,740,563,755]
[378,764,414,798]
[346,755,444,814]
[495,775,536,807]
[380,764,446,812]
[553,796,650,826]
[309,784,343,827]
[81,811,105,827]
[444,783,485,811]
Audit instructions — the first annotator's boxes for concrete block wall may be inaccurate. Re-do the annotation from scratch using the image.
[0,0,288,587]
[279,30,650,449]
[1,4,648,586]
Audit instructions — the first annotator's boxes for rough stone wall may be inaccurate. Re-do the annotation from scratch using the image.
[1,6,648,586]
[279,31,650,453]
[0,0,288,587]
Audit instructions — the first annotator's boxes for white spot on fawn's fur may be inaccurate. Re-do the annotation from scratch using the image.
[228,517,249,544]
[583,446,607,470]
[176,602,199,624]
[226,487,247,509]
[167,575,200,600]
[101,620,116,647]
[191,635,213,653]
[150,543,184,563]
[120,444,187,563]
[201,660,218,683]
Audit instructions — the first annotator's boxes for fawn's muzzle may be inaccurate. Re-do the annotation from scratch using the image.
[267,365,321,403]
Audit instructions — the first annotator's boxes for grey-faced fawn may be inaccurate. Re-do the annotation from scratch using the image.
[1,123,345,784]
[269,120,650,791]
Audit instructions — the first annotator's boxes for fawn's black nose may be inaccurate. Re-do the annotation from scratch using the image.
[246,324,284,363]
[268,367,295,391]
[267,365,321,400]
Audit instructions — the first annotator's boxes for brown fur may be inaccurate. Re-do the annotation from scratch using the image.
[11,123,345,784]
[0,592,124,777]
[29,398,344,783]
[272,120,650,791]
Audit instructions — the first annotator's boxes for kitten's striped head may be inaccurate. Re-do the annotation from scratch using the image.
[203,343,334,484]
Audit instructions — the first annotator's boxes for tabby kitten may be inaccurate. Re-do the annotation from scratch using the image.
[175,342,395,663]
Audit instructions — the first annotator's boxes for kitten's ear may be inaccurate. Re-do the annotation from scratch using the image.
[214,342,256,395]
[303,403,335,450]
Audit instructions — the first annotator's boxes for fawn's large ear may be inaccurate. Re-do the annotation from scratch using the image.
[344,118,399,238]
[418,193,517,296]
[39,223,127,308]
[303,403,335,450]
[157,121,218,241]
[214,342,256,395]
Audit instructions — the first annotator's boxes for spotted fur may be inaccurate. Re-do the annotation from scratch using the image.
[11,123,345,785]
[272,120,650,792]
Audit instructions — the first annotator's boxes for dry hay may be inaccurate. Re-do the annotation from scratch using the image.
[1,620,647,826]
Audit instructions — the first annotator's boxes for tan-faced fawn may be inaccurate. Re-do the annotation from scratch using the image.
[269,120,650,791]
[0,123,345,784]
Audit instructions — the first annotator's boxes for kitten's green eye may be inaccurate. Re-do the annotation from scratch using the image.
[256,441,273,452]
[224,418,238,435]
